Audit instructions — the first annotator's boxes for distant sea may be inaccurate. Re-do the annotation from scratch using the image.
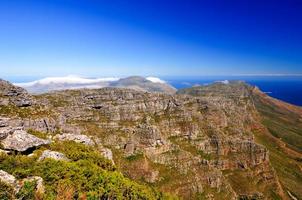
[4,75,302,107]
[163,76,302,107]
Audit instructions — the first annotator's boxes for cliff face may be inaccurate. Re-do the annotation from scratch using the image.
[0,79,300,199]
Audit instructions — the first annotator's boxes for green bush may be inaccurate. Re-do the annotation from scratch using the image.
[0,181,14,200]
[16,181,36,200]
[0,141,174,199]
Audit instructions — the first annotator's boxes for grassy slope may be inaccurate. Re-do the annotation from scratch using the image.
[0,140,175,200]
[252,91,302,199]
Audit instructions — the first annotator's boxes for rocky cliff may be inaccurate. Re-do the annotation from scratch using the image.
[0,79,301,199]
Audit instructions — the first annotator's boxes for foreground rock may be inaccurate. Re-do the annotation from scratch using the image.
[38,150,69,161]
[54,133,95,146]
[1,130,50,152]
[0,170,19,192]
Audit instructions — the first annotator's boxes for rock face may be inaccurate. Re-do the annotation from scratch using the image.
[0,79,33,107]
[0,79,297,199]
[54,133,95,146]
[38,150,69,161]
[1,129,50,152]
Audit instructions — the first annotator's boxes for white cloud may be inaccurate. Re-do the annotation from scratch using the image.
[15,75,120,87]
[146,77,166,84]
[216,80,229,84]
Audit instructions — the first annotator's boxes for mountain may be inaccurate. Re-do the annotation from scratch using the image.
[110,76,177,94]
[0,79,301,199]
[14,75,177,94]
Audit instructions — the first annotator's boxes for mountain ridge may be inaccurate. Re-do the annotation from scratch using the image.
[0,78,301,199]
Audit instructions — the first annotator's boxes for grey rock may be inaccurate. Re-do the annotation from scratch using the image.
[0,117,9,127]
[0,79,34,107]
[0,127,15,139]
[54,133,95,146]
[0,170,19,191]
[99,147,113,162]
[1,130,50,152]
[38,150,69,161]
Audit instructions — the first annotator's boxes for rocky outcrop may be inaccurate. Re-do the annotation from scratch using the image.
[0,79,33,107]
[38,150,69,161]
[53,133,95,146]
[99,147,114,162]
[1,129,50,152]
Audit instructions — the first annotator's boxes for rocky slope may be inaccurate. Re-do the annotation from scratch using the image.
[0,79,301,199]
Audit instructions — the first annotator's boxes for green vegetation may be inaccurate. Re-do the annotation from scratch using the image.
[0,181,14,200]
[252,94,302,199]
[16,181,37,200]
[125,153,144,162]
[27,129,49,139]
[0,141,174,199]
[0,104,53,119]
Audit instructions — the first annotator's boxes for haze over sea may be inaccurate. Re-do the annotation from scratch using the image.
[4,75,302,107]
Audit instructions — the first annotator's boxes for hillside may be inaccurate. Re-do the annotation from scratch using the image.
[0,79,301,199]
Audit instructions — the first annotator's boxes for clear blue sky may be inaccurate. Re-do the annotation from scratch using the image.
[0,0,302,77]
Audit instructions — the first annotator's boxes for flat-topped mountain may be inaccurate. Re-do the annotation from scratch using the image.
[0,79,301,199]
[14,75,177,94]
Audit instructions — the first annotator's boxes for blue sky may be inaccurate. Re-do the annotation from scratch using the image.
[0,0,302,77]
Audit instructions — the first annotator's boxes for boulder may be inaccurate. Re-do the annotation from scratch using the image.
[0,170,16,186]
[99,147,114,162]
[1,130,50,152]
[0,170,19,192]
[54,133,95,146]
[38,150,69,161]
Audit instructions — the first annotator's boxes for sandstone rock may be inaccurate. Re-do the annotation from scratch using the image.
[145,170,159,183]
[0,127,15,139]
[1,130,50,152]
[54,133,95,146]
[0,170,19,192]
[99,147,114,163]
[0,79,34,107]
[0,117,9,127]
[38,150,69,161]
[0,170,16,186]
[124,142,136,156]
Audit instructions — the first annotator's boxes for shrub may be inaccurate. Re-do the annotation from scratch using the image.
[0,181,14,200]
